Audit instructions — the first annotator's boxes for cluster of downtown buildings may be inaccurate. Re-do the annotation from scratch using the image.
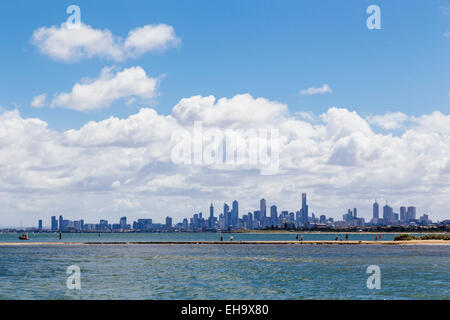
[28,193,441,233]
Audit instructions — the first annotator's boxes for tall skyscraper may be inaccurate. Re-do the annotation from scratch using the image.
[224,203,230,215]
[400,206,407,221]
[373,201,379,219]
[270,205,278,225]
[383,204,393,224]
[51,216,58,231]
[38,219,42,230]
[165,216,172,229]
[224,203,230,228]
[260,199,266,219]
[120,217,127,229]
[58,215,63,231]
[301,193,308,224]
[407,206,416,221]
[210,203,214,218]
[353,208,357,218]
[270,205,277,219]
[232,200,239,227]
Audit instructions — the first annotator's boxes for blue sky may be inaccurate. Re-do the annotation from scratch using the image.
[1,0,450,226]
[0,0,449,130]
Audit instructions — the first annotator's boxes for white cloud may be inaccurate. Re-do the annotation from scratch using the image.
[1,95,450,225]
[124,24,180,55]
[31,23,180,62]
[300,84,332,95]
[48,66,158,111]
[444,31,450,38]
[31,93,48,108]
[367,112,409,130]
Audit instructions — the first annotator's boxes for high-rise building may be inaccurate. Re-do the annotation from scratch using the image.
[260,199,266,219]
[120,217,127,229]
[224,203,230,215]
[270,205,278,225]
[210,203,214,218]
[319,215,327,224]
[353,208,357,218]
[165,216,172,229]
[58,215,63,231]
[232,200,239,227]
[406,206,416,221]
[383,204,393,224]
[38,219,42,230]
[51,216,58,231]
[373,201,379,219]
[400,206,407,221]
[253,210,261,222]
[224,203,230,228]
[301,193,308,224]
[270,205,277,219]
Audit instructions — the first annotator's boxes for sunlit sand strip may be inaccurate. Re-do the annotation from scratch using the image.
[0,240,448,246]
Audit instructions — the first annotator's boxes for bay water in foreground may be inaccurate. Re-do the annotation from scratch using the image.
[0,242,448,300]
[0,232,424,243]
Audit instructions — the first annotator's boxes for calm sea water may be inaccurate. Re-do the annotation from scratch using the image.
[0,232,422,242]
[0,234,448,300]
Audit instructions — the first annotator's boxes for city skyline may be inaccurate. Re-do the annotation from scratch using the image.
[6,193,441,230]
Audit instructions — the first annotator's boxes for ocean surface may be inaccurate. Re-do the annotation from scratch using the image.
[0,233,448,300]
[0,231,426,242]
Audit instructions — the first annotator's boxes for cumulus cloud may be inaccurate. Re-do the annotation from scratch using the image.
[47,66,158,111]
[1,94,450,225]
[300,84,332,95]
[31,23,180,62]
[367,112,409,130]
[31,93,48,108]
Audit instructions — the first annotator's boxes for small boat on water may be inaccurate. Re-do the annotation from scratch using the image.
[19,233,29,240]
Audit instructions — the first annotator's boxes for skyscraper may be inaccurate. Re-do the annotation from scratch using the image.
[210,203,214,218]
[373,201,379,219]
[224,203,230,228]
[165,216,172,229]
[400,206,407,221]
[120,217,127,229]
[38,219,42,230]
[51,216,58,231]
[301,193,308,224]
[353,208,357,218]
[232,200,239,227]
[58,215,63,231]
[407,206,416,221]
[260,199,266,219]
[270,205,278,225]
[383,204,393,224]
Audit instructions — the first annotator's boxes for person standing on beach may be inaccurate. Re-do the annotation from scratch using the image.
[220,236,223,241]
[300,235,303,241]
[59,232,62,240]
[230,235,234,241]
[345,233,349,241]
[296,235,299,241]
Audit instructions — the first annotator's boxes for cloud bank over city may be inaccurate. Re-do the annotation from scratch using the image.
[1,95,449,224]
